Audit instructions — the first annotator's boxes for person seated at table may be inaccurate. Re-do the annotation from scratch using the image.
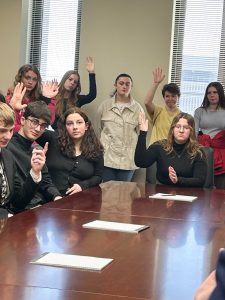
[36,107,104,195]
[5,64,58,132]
[7,101,61,210]
[0,102,46,213]
[135,112,207,187]
[52,56,96,129]
[194,249,225,300]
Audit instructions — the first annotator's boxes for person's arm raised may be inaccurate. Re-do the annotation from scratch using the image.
[9,83,27,111]
[144,67,165,115]
[86,56,95,73]
[42,80,59,98]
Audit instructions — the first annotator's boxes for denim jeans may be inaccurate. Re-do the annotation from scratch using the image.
[102,167,134,182]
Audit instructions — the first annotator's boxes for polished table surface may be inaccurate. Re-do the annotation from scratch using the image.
[1,181,225,300]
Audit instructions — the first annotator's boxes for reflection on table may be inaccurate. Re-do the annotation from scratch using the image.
[0,181,225,300]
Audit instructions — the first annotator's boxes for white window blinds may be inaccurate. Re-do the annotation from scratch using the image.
[170,0,225,115]
[28,0,82,82]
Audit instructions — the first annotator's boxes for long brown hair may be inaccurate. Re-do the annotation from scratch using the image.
[201,82,225,110]
[56,70,81,117]
[14,64,42,101]
[160,112,203,159]
[58,107,103,161]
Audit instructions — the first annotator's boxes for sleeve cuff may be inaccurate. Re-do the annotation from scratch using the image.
[30,169,42,183]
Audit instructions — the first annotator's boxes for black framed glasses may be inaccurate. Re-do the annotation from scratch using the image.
[27,118,48,131]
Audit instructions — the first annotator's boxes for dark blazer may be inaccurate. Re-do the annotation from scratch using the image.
[1,148,40,212]
[209,250,225,300]
[7,133,61,204]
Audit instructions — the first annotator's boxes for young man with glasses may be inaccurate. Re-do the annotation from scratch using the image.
[7,101,61,211]
[0,102,46,213]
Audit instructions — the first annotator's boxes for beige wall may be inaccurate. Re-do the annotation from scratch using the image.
[79,0,174,121]
[0,0,22,94]
[0,0,173,107]
[0,0,174,181]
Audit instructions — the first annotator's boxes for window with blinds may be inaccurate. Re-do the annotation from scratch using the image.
[170,0,225,115]
[28,0,82,82]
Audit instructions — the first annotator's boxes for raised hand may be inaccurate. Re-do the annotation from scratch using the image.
[138,112,148,132]
[10,82,27,111]
[168,166,178,184]
[42,81,59,98]
[86,56,95,73]
[152,67,165,84]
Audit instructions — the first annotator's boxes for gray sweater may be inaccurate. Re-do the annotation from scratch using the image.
[194,107,225,138]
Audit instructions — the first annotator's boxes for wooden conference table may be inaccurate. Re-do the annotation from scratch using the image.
[0,181,225,300]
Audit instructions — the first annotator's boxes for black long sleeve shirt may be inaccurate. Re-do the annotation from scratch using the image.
[7,133,61,205]
[37,130,104,195]
[52,73,97,129]
[135,131,207,187]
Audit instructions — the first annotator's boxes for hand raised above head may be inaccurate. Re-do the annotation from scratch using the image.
[86,56,95,73]
[10,82,27,111]
[152,67,165,84]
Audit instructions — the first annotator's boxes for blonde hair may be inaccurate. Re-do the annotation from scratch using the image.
[160,112,203,159]
[0,103,15,126]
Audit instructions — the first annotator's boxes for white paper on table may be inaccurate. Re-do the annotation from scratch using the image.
[149,193,197,202]
[30,252,113,271]
[82,220,149,233]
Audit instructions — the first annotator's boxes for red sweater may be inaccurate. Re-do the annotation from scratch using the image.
[198,130,225,175]
[5,94,56,132]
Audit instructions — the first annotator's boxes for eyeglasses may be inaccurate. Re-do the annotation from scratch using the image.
[27,118,48,131]
[174,124,190,131]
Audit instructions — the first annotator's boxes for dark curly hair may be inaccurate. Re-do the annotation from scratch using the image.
[58,107,104,161]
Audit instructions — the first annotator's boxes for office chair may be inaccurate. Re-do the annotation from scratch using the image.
[146,147,215,188]
[146,162,157,184]
[202,147,214,189]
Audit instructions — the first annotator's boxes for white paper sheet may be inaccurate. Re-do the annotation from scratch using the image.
[149,193,197,202]
[30,252,113,271]
[82,220,149,233]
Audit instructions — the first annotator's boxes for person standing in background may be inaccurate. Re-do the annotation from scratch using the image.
[97,73,144,182]
[194,82,225,188]
[145,67,181,144]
